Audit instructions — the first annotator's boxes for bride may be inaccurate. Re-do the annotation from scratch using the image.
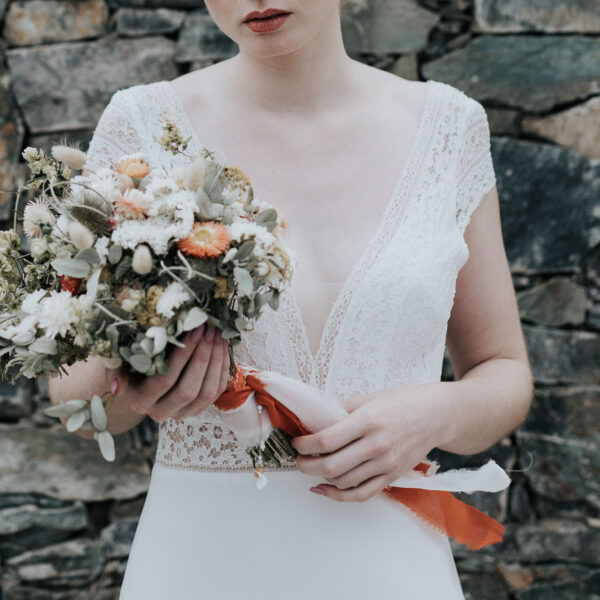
[49,1,534,597]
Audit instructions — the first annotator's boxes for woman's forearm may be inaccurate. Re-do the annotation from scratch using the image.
[433,357,534,455]
[48,356,146,439]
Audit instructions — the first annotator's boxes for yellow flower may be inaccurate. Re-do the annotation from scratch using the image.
[214,276,229,299]
[136,285,164,327]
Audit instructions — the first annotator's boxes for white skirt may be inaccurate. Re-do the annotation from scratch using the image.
[119,462,466,599]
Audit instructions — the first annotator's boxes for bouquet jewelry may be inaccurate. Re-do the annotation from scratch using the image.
[0,117,295,461]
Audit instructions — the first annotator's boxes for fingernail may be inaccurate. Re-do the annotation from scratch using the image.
[205,326,215,342]
[110,377,119,395]
[214,328,221,343]
[190,325,205,343]
[309,486,326,495]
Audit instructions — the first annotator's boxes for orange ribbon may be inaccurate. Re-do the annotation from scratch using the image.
[216,366,505,551]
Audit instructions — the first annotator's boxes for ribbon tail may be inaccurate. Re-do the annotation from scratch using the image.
[382,486,505,550]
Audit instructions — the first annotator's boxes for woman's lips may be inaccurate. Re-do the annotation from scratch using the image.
[244,12,291,33]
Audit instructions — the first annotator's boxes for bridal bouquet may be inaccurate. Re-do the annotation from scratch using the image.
[0,117,295,460]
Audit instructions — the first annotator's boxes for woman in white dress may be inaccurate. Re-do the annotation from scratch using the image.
[49,1,534,598]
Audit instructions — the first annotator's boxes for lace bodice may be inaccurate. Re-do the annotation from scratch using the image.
[85,78,496,472]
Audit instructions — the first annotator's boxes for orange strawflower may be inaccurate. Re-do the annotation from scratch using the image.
[116,155,150,179]
[178,221,231,259]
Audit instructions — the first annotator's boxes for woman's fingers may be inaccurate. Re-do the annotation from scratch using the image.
[149,326,216,422]
[175,330,225,419]
[133,325,205,414]
[217,340,231,395]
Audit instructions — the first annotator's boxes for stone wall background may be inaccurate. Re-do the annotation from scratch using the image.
[0,0,599,598]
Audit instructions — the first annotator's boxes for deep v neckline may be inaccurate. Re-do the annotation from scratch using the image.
[160,78,438,388]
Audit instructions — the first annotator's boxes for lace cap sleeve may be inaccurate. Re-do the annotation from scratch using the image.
[455,97,497,235]
[84,89,141,174]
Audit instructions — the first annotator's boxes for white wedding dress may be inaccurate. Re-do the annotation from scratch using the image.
[84,77,497,599]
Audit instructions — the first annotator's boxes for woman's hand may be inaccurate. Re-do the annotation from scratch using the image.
[291,382,452,503]
[104,324,231,423]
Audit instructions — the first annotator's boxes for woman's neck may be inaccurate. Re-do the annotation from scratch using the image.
[220,16,359,118]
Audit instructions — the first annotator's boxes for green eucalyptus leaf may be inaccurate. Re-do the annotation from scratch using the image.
[119,346,132,360]
[233,267,253,297]
[256,290,272,310]
[115,256,132,281]
[166,335,186,348]
[44,398,87,418]
[182,307,208,332]
[220,209,233,226]
[234,317,248,331]
[51,258,91,278]
[130,342,143,355]
[66,409,87,432]
[106,325,119,351]
[75,247,100,266]
[96,430,115,462]
[31,353,46,373]
[129,353,152,373]
[90,394,107,431]
[29,337,58,355]
[254,208,277,231]
[108,244,123,265]
[140,337,155,357]
[235,240,255,262]
[267,288,280,310]
[220,325,239,340]
[84,268,102,300]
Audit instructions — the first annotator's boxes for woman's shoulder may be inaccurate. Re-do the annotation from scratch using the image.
[369,67,485,133]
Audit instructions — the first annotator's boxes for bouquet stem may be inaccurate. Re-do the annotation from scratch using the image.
[247,428,297,468]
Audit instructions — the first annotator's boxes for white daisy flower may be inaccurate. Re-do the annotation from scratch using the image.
[111,189,197,255]
[38,290,79,338]
[21,289,47,314]
[30,238,48,259]
[227,221,276,250]
[94,236,110,264]
[23,197,55,238]
[156,282,192,319]
[145,175,180,196]
[0,314,38,345]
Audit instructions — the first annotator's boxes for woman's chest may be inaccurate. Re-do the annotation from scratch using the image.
[253,158,408,357]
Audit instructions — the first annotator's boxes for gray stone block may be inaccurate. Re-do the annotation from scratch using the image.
[493,137,600,273]
[0,424,150,501]
[422,35,600,112]
[2,0,109,47]
[474,0,600,33]
[6,36,178,133]
[6,538,104,587]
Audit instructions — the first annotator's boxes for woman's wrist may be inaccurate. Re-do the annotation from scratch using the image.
[418,379,474,453]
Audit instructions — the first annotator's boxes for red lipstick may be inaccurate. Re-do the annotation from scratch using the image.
[243,8,291,33]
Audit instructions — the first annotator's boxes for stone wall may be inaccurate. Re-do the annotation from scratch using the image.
[0,1,599,598]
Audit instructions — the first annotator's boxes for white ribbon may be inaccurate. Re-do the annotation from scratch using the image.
[215,365,511,494]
